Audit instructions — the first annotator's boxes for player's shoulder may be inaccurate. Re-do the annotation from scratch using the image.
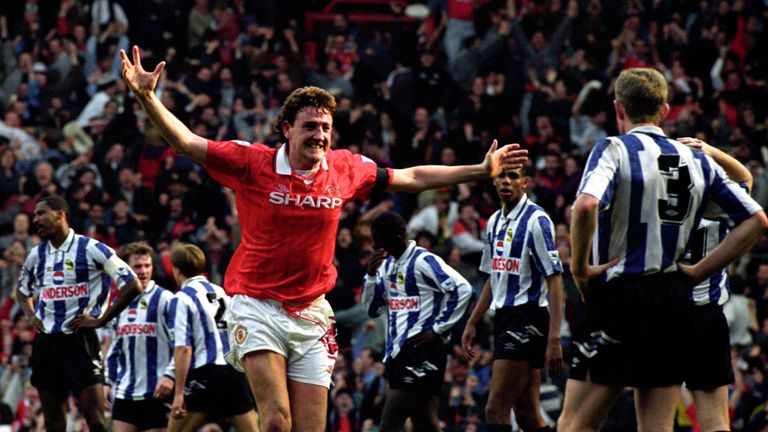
[529,205,554,224]
[327,148,376,166]
[211,139,274,158]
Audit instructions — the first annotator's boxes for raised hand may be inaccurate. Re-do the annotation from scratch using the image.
[483,140,529,178]
[120,45,165,98]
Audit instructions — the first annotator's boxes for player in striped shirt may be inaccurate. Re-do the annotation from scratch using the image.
[362,212,472,432]
[104,242,175,432]
[676,137,753,432]
[559,68,768,432]
[166,243,258,432]
[462,166,564,432]
[121,46,527,432]
[16,195,143,432]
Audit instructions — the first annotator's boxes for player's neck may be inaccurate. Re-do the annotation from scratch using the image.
[391,244,407,260]
[621,121,657,134]
[287,150,322,172]
[49,227,69,249]
[502,198,522,216]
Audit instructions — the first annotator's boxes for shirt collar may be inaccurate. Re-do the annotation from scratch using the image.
[394,240,417,266]
[275,144,329,176]
[501,194,529,221]
[48,228,76,254]
[628,125,666,136]
[143,280,157,294]
[181,275,208,289]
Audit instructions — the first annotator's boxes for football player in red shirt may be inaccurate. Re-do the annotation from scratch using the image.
[120,45,527,432]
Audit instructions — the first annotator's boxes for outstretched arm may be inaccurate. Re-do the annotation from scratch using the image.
[387,140,527,193]
[121,46,208,164]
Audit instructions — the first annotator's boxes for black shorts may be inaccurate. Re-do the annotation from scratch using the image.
[185,364,254,417]
[683,304,733,391]
[568,272,692,388]
[30,330,104,395]
[493,305,549,368]
[384,336,446,396]
[112,397,170,430]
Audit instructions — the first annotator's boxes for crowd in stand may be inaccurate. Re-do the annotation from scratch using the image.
[0,0,767,430]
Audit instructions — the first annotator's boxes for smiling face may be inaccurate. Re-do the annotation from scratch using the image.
[284,107,333,170]
[494,168,528,211]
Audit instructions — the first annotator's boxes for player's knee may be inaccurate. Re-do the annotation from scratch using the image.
[485,398,511,423]
[409,412,440,432]
[557,416,598,432]
[514,408,543,431]
[84,416,108,432]
[261,410,291,432]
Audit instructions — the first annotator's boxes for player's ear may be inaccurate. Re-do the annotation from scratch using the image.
[282,120,292,140]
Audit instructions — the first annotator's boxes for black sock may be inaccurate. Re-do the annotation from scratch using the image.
[487,425,513,432]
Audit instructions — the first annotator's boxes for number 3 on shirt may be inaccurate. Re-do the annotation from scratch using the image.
[657,154,693,224]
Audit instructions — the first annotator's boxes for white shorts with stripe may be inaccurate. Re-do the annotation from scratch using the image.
[224,294,338,388]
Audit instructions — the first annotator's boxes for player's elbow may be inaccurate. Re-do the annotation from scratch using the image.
[754,210,768,232]
[571,194,598,217]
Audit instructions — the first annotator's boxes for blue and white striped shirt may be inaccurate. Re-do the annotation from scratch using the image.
[479,194,563,310]
[684,219,730,306]
[362,241,473,362]
[168,276,229,370]
[105,281,175,400]
[578,126,761,283]
[18,229,136,334]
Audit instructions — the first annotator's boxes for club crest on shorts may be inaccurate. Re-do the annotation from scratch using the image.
[234,324,248,345]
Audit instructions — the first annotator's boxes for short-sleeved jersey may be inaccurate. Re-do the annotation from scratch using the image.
[578,126,762,283]
[18,229,135,333]
[684,219,729,306]
[167,276,229,370]
[479,195,563,310]
[362,241,472,362]
[106,281,175,400]
[205,141,392,306]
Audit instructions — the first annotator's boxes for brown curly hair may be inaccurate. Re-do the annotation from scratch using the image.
[274,86,337,143]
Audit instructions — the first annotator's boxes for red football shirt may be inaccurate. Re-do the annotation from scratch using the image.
[205,140,392,307]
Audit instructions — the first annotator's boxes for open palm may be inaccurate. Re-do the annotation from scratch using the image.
[484,139,528,178]
[120,45,165,97]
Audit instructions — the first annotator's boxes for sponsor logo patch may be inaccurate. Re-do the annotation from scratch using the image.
[495,241,505,256]
[388,296,420,311]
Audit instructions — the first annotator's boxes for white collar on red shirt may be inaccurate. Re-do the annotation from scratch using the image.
[275,144,329,175]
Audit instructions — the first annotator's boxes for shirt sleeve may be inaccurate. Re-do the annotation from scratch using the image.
[162,293,177,379]
[205,140,262,191]
[92,243,136,289]
[703,158,762,227]
[171,295,194,348]
[17,250,38,297]
[528,215,563,277]
[577,138,621,205]
[418,254,473,336]
[362,271,388,318]
[347,152,391,201]
[479,215,495,274]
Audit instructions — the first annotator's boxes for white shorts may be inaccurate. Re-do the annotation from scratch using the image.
[224,295,338,388]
